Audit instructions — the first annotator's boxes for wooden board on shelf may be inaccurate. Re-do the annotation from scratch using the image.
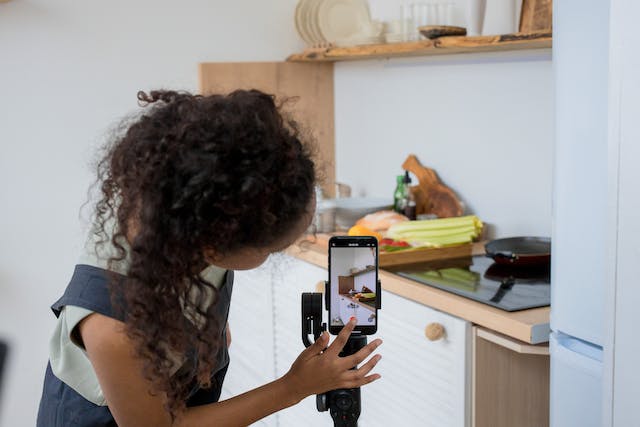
[520,0,553,33]
[288,31,552,62]
[312,233,485,267]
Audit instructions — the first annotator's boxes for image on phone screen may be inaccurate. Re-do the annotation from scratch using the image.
[328,236,378,335]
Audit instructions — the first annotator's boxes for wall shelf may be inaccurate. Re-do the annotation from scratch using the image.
[287,30,551,62]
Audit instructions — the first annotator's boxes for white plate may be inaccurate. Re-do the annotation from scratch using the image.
[317,0,371,43]
[306,0,326,44]
[301,0,320,45]
[295,0,314,45]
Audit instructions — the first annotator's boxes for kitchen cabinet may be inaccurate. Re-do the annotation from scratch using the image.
[473,327,549,427]
[270,255,328,426]
[286,244,551,427]
[221,255,331,426]
[219,263,279,426]
[222,250,549,427]
[360,290,471,427]
[224,254,472,427]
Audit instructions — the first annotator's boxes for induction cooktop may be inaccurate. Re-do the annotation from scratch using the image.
[395,255,550,312]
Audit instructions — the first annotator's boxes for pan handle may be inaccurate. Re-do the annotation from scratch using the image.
[489,252,519,263]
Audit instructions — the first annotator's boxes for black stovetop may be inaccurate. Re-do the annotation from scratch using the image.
[395,255,550,312]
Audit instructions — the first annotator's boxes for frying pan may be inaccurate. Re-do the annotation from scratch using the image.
[485,236,551,266]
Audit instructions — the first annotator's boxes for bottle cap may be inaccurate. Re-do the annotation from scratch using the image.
[403,170,412,184]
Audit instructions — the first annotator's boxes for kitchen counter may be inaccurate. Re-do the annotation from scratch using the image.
[340,293,376,312]
[286,238,550,344]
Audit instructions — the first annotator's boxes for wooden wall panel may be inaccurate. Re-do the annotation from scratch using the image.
[198,62,335,195]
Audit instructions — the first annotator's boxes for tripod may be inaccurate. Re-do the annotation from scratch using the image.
[301,283,377,427]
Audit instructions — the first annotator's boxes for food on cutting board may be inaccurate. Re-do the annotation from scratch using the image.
[350,207,483,252]
[355,210,409,231]
[347,224,383,241]
[386,215,483,248]
[354,292,376,302]
[379,238,412,252]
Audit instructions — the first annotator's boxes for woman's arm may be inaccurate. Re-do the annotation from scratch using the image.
[80,312,381,427]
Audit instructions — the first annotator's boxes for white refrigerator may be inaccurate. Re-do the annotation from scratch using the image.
[550,1,609,426]
[553,0,640,425]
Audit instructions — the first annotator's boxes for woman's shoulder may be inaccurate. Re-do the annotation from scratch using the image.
[52,264,126,321]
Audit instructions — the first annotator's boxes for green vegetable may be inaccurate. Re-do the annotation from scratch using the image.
[386,215,483,248]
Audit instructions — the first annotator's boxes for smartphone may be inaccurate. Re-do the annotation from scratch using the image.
[328,236,379,335]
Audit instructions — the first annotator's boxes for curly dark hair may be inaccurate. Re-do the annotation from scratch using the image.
[92,89,316,416]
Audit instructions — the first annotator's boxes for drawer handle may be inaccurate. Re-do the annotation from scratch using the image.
[425,323,445,341]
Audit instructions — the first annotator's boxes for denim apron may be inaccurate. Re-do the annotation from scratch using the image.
[36,264,234,427]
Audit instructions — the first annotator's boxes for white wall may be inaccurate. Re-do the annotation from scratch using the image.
[354,270,375,293]
[334,50,553,238]
[0,1,300,426]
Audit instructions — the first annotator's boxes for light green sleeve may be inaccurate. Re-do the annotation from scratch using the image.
[48,305,107,406]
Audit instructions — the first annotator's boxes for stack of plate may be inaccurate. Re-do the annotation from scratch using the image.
[295,0,381,47]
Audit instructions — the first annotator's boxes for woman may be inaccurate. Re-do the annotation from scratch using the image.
[37,89,382,426]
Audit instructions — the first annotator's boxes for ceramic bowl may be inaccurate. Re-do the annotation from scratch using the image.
[333,197,393,230]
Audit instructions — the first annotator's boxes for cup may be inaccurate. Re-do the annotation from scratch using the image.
[444,3,455,26]
[400,4,418,41]
[359,20,384,37]
[482,0,522,35]
[411,3,429,27]
[315,200,336,233]
[467,0,486,36]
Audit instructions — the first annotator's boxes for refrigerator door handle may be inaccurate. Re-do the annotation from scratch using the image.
[551,332,603,378]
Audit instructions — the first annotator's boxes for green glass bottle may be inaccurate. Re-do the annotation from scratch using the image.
[393,174,405,213]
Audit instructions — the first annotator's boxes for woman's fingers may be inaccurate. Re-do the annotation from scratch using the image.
[341,338,383,369]
[301,332,329,359]
[350,354,381,379]
[324,319,356,357]
[343,372,382,389]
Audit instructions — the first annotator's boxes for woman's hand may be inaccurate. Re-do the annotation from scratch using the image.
[282,319,382,403]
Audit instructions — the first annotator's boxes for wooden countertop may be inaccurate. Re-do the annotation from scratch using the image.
[285,240,550,345]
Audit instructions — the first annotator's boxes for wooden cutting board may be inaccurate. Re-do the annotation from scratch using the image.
[520,0,552,33]
[313,233,485,267]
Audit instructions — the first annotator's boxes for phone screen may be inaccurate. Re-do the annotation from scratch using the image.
[328,236,379,335]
